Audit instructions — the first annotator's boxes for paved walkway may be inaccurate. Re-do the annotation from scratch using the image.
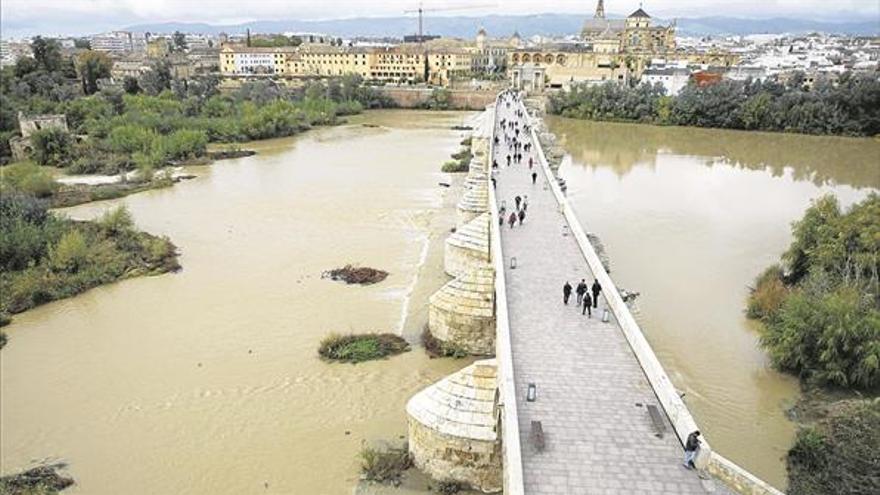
[492,99,722,495]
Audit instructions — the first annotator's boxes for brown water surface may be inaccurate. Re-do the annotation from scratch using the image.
[547,116,880,488]
[0,110,475,494]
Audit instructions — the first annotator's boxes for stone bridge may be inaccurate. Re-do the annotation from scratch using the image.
[405,93,785,495]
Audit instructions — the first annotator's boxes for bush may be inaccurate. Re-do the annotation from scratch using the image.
[30,127,74,166]
[359,442,412,484]
[0,162,59,198]
[787,399,880,495]
[747,265,788,319]
[751,194,880,390]
[48,230,89,273]
[318,333,410,363]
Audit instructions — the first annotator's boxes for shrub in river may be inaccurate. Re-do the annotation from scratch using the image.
[0,462,74,494]
[746,265,788,319]
[421,327,468,359]
[318,333,410,363]
[0,202,179,323]
[441,160,468,173]
[786,399,880,495]
[436,480,465,494]
[324,265,388,285]
[358,442,412,484]
[749,194,880,390]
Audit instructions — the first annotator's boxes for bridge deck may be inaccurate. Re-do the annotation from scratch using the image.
[492,101,725,495]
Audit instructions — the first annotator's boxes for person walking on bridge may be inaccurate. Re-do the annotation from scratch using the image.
[517,208,525,225]
[591,280,602,309]
[582,292,593,317]
[508,211,517,229]
[531,171,538,185]
[575,279,587,305]
[563,281,572,305]
[684,431,701,469]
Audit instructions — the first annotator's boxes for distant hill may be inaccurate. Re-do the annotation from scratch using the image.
[124,13,879,38]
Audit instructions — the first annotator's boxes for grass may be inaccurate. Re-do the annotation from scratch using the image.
[359,442,412,484]
[318,333,410,363]
[747,264,788,320]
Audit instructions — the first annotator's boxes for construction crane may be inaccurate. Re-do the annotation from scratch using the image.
[403,2,496,40]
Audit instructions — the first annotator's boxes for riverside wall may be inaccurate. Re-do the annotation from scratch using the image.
[376,87,498,110]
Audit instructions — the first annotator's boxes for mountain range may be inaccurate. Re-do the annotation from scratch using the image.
[123,14,879,38]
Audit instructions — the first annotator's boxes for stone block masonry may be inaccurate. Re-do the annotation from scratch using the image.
[406,359,503,492]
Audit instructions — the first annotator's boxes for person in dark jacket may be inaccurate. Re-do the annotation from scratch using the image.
[531,172,537,184]
[517,209,525,225]
[591,280,602,308]
[514,195,522,210]
[582,292,592,317]
[563,282,572,305]
[575,279,587,305]
[508,211,517,229]
[684,431,701,469]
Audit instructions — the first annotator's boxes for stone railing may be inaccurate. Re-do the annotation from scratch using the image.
[519,98,786,495]
[488,100,526,495]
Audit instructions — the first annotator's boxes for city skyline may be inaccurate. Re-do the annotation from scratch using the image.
[1,0,878,37]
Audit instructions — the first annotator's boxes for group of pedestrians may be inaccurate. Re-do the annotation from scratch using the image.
[562,279,602,317]
[499,194,528,228]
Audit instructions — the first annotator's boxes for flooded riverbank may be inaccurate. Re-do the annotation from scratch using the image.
[548,116,880,488]
[0,110,475,494]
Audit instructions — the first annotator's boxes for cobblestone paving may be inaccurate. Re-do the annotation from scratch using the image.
[492,101,725,495]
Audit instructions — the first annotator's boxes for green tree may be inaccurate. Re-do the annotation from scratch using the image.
[30,127,74,166]
[31,36,63,72]
[173,31,187,52]
[123,76,141,94]
[138,61,172,96]
[76,50,113,95]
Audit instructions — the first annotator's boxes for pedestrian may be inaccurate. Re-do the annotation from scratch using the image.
[591,279,602,308]
[506,155,511,166]
[683,431,701,469]
[515,195,522,210]
[491,177,496,189]
[518,209,525,225]
[531,172,537,184]
[529,157,533,169]
[576,279,587,305]
[582,292,592,317]
[522,196,528,211]
[499,215,504,227]
[563,281,572,305]
[508,211,517,229]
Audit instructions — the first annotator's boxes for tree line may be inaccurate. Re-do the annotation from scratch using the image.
[547,72,880,137]
[1,36,394,172]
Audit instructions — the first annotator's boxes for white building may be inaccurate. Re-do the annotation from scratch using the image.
[642,67,691,96]
[91,31,146,53]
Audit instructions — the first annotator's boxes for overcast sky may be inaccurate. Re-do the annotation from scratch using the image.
[2,0,878,37]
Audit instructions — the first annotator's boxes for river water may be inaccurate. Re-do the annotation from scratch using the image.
[547,116,880,488]
[0,110,476,494]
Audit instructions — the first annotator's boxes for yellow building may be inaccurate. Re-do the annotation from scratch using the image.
[509,2,682,88]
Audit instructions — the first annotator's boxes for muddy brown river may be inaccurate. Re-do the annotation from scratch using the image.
[548,116,880,488]
[0,110,476,494]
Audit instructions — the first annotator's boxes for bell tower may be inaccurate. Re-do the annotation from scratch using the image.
[594,0,606,19]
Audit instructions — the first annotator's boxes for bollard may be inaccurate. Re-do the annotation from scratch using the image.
[526,383,536,402]
[602,309,610,323]
[510,256,517,269]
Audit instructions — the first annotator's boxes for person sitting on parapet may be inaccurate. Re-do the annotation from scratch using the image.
[684,431,701,470]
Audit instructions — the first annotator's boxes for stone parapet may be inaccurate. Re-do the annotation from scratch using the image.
[445,212,491,278]
[428,265,495,355]
[406,359,502,493]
